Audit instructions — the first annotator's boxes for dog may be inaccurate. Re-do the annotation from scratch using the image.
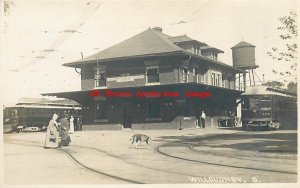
[130,134,152,149]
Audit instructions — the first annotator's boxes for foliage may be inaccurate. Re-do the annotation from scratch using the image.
[267,10,297,85]
[286,81,297,93]
[263,81,297,94]
[263,81,284,89]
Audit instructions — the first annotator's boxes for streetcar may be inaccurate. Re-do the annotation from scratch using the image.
[3,98,82,133]
[241,86,297,130]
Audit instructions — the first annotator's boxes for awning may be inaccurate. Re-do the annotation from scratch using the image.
[42,83,243,105]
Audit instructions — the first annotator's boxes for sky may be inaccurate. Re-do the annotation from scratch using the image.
[0,0,298,106]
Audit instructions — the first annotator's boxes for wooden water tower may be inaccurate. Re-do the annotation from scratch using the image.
[231,41,259,91]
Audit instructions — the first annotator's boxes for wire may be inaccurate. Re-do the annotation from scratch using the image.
[168,1,209,26]
[17,0,103,71]
[253,70,262,83]
[184,0,209,21]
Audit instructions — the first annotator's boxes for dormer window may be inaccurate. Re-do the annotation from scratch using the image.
[213,52,218,60]
[193,45,200,55]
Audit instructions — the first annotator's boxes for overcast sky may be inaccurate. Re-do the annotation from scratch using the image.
[0,0,297,106]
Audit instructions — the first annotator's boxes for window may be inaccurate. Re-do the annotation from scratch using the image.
[212,53,218,60]
[244,96,271,110]
[193,45,200,55]
[197,70,206,83]
[147,99,160,119]
[182,68,189,82]
[211,72,222,87]
[95,69,106,87]
[222,79,225,88]
[200,74,205,83]
[95,102,107,120]
[211,73,215,86]
[193,68,198,83]
[216,74,220,86]
[146,67,159,83]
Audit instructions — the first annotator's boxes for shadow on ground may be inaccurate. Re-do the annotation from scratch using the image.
[157,130,297,153]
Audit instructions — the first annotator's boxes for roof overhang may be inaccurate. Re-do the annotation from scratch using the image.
[186,52,244,73]
[201,47,224,53]
[42,83,243,105]
[174,40,207,47]
[63,51,185,68]
[63,50,243,73]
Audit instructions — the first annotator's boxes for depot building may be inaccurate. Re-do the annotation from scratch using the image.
[44,27,244,130]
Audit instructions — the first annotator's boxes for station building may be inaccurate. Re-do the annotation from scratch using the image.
[44,27,245,130]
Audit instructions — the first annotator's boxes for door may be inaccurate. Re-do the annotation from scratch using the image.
[122,102,132,128]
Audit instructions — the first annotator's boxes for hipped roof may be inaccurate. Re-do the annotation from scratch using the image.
[65,28,183,66]
[64,28,241,72]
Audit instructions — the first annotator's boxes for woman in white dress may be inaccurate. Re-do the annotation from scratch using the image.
[44,114,60,148]
[69,115,75,134]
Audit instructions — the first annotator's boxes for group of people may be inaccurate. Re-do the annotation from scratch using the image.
[44,113,76,148]
[196,110,206,128]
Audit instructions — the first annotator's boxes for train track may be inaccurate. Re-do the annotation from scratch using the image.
[5,139,197,183]
[155,143,297,175]
[58,148,143,184]
[4,140,142,184]
[188,144,296,164]
[70,144,195,177]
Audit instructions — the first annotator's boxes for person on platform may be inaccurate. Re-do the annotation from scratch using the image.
[59,114,71,146]
[201,110,206,128]
[44,113,60,148]
[77,117,82,131]
[73,116,77,132]
[69,115,75,134]
[195,110,201,128]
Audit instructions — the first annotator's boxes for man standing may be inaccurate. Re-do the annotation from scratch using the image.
[201,110,206,128]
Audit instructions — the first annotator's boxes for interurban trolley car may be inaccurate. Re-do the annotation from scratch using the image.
[241,86,297,130]
[3,100,82,133]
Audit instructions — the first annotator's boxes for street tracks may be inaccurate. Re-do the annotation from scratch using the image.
[155,143,297,175]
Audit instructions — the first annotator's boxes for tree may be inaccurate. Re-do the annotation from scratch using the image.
[4,0,15,16]
[263,81,284,89]
[286,81,297,93]
[267,10,297,88]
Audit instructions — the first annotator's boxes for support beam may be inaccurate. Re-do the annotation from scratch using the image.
[249,70,252,86]
[243,71,246,91]
[252,69,255,85]
[238,73,241,91]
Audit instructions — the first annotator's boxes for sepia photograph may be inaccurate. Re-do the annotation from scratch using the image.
[0,0,298,187]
